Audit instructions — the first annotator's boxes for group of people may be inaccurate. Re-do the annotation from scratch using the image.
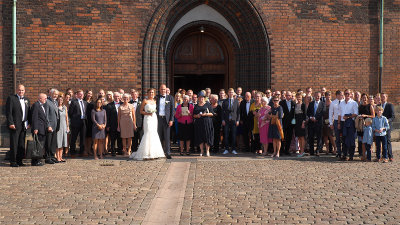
[5,84,395,167]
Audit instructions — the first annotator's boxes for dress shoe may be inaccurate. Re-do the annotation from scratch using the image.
[10,162,19,167]
[32,161,44,166]
[17,162,26,167]
[166,154,172,159]
[51,158,59,163]
[389,158,394,162]
[45,159,55,164]
[349,157,354,161]
[222,150,229,155]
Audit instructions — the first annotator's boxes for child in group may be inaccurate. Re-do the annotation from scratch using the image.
[362,118,373,162]
[372,106,390,163]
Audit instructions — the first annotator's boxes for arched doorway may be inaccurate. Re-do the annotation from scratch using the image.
[169,25,235,94]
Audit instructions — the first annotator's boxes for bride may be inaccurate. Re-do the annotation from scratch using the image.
[130,88,165,160]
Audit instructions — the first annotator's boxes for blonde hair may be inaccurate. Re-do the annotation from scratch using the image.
[376,106,383,112]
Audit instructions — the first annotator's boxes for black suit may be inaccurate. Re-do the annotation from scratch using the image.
[6,95,30,164]
[221,98,240,150]
[130,99,143,152]
[307,100,325,155]
[31,101,48,164]
[106,101,122,155]
[68,99,88,155]
[44,98,60,160]
[280,100,296,155]
[382,102,395,159]
[240,100,254,151]
[156,95,175,155]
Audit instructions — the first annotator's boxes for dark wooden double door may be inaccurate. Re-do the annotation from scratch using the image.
[170,27,234,94]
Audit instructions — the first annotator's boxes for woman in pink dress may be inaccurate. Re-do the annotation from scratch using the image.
[258,97,272,156]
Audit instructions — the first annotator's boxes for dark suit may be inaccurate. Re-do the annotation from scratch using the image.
[240,100,254,151]
[307,100,325,155]
[221,98,240,150]
[130,99,143,152]
[45,98,60,160]
[6,95,30,164]
[31,101,48,164]
[280,99,296,155]
[68,99,88,155]
[156,95,175,155]
[106,101,122,155]
[382,102,395,159]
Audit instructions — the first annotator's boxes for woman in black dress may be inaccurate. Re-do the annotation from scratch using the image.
[84,90,94,156]
[193,92,214,157]
[268,96,284,158]
[294,93,307,157]
[358,93,375,158]
[210,94,222,153]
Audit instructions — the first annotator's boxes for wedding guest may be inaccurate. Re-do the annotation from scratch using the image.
[265,89,272,103]
[118,88,125,95]
[258,97,272,156]
[31,93,49,166]
[166,87,171,96]
[280,91,296,156]
[6,84,30,167]
[210,94,222,153]
[280,90,287,101]
[362,118,373,162]
[305,87,313,101]
[106,92,122,156]
[369,95,375,107]
[250,92,263,154]
[193,92,214,157]
[236,87,243,99]
[180,89,186,96]
[98,89,106,102]
[105,91,113,105]
[175,95,194,155]
[64,93,72,110]
[380,93,395,161]
[307,92,325,156]
[322,91,337,154]
[84,90,94,156]
[269,91,281,107]
[173,92,182,145]
[222,88,240,155]
[338,89,358,161]
[118,94,136,156]
[251,90,257,100]
[354,91,361,105]
[56,95,68,163]
[321,87,327,102]
[218,89,226,106]
[69,89,88,156]
[192,94,198,105]
[205,88,212,102]
[294,93,307,157]
[239,92,254,152]
[187,89,194,103]
[92,98,107,160]
[130,90,143,152]
[329,90,344,157]
[268,96,283,158]
[45,89,60,164]
[374,93,381,106]
[372,106,390,163]
[357,93,375,158]
[66,88,74,101]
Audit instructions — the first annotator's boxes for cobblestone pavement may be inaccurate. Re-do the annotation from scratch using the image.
[1,144,399,224]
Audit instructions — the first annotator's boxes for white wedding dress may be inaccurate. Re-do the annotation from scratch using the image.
[130,103,165,160]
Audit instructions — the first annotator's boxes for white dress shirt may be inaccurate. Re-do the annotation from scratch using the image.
[18,95,28,128]
[131,99,138,109]
[114,101,120,115]
[339,99,358,121]
[329,99,342,125]
[159,96,166,116]
[286,100,292,112]
[78,99,85,119]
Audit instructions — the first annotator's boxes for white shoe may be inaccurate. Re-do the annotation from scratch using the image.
[206,151,210,157]
[232,150,238,155]
[223,150,229,155]
[199,154,203,157]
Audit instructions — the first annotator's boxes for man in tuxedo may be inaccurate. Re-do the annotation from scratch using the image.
[68,89,88,156]
[239,92,254,152]
[106,92,122,156]
[130,90,143,152]
[280,91,296,155]
[156,84,175,159]
[6,84,30,167]
[43,89,60,164]
[307,92,325,156]
[222,88,240,155]
[31,93,49,166]
[381,93,395,161]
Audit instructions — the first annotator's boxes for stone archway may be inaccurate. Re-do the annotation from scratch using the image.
[142,0,271,92]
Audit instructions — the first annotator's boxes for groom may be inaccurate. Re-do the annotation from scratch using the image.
[156,84,175,159]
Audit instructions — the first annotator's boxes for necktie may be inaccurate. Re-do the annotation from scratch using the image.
[80,101,85,118]
[314,101,318,115]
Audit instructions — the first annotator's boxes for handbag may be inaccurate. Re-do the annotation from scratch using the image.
[26,134,45,159]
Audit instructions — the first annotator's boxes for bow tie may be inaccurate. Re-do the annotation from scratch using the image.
[115,102,120,105]
[132,101,137,103]
[18,96,24,100]
[160,96,166,98]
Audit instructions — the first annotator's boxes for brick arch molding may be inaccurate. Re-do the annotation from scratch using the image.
[142,0,271,93]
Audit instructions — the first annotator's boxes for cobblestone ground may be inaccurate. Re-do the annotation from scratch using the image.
[1,145,399,224]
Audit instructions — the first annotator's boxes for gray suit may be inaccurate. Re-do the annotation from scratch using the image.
[156,95,175,155]
[44,98,60,161]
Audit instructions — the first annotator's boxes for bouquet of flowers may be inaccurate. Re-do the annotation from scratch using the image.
[145,104,157,114]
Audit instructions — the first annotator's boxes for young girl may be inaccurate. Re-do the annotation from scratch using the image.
[362,118,373,162]
[372,106,390,163]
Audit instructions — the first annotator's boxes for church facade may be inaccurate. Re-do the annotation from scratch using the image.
[0,0,399,145]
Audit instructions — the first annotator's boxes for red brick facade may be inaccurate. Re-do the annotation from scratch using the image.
[0,0,399,144]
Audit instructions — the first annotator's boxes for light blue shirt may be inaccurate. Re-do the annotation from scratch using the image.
[372,116,390,136]
[362,126,373,145]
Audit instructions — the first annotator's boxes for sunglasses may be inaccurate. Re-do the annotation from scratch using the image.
[273,100,279,102]
[344,93,350,95]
